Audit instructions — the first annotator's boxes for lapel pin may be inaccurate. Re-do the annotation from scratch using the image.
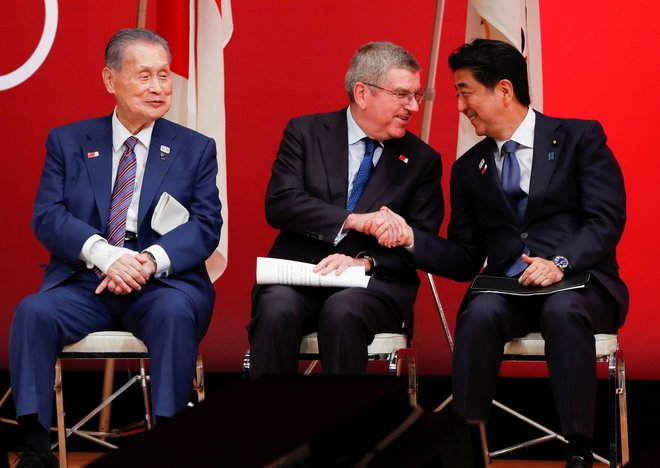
[552,138,558,146]
[548,151,555,161]
[479,158,488,175]
[87,151,99,159]
[160,145,170,160]
[398,154,409,164]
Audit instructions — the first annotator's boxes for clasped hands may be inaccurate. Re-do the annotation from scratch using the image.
[95,252,157,295]
[344,206,563,287]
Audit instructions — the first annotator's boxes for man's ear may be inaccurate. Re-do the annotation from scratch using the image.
[102,67,115,94]
[497,79,515,104]
[353,82,368,110]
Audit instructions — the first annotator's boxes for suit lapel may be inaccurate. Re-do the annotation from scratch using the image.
[83,116,114,230]
[476,138,520,223]
[525,112,563,223]
[319,111,350,207]
[138,119,177,229]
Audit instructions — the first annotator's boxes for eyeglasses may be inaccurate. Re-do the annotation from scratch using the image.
[363,82,424,104]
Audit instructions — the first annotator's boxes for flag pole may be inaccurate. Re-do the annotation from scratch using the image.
[137,0,148,28]
[419,0,455,356]
[419,0,446,143]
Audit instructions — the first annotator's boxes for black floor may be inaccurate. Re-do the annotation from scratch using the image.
[2,370,660,464]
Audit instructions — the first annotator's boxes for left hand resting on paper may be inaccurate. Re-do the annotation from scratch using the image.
[313,253,372,276]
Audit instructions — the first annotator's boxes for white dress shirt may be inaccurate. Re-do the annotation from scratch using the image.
[334,108,384,245]
[80,110,171,276]
[493,107,536,195]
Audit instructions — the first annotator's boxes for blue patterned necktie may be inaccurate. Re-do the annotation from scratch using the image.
[501,140,529,276]
[346,137,378,212]
[501,140,527,218]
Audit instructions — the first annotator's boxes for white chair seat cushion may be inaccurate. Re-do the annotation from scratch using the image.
[61,331,148,355]
[503,332,618,357]
[299,332,407,355]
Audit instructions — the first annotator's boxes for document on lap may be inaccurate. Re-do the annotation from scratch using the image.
[470,272,591,296]
[256,257,370,288]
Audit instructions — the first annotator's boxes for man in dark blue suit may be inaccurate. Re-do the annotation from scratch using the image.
[9,29,222,467]
[363,39,627,468]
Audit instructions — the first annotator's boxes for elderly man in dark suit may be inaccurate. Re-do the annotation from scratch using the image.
[247,41,443,377]
[362,39,627,468]
[9,28,222,467]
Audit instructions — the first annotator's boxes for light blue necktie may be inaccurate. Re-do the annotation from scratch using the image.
[346,137,378,212]
[501,140,529,276]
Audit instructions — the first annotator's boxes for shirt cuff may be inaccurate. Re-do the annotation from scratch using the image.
[404,236,415,254]
[334,219,350,246]
[143,244,172,277]
[80,234,104,268]
[88,239,136,273]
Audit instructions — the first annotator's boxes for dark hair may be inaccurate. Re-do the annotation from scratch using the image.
[448,39,530,106]
[345,41,420,102]
[105,28,171,71]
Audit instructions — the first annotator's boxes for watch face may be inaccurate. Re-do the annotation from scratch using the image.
[554,256,569,270]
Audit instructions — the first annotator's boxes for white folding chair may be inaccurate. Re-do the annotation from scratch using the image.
[52,331,204,468]
[243,332,418,405]
[427,274,629,468]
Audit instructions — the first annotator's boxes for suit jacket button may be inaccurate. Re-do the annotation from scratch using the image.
[520,232,528,239]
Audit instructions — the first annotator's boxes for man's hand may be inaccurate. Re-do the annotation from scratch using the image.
[369,207,413,248]
[95,253,152,295]
[518,254,564,287]
[345,207,411,248]
[313,253,371,276]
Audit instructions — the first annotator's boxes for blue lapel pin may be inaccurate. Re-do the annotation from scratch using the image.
[548,151,555,161]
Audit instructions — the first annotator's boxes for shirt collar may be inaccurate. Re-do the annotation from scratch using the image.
[346,107,382,147]
[111,108,155,152]
[495,107,536,152]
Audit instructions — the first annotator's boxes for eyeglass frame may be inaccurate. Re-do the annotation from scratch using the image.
[362,82,424,104]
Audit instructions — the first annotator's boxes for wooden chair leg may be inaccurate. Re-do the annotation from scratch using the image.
[194,354,205,403]
[54,359,68,468]
[393,349,417,406]
[98,358,116,440]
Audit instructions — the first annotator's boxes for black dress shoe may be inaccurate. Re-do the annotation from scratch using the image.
[15,449,59,468]
[565,455,593,468]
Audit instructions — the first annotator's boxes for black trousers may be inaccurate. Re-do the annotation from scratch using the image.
[247,284,402,378]
[452,280,619,438]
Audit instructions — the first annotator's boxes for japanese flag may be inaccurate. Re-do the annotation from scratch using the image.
[156,0,233,282]
[457,0,543,158]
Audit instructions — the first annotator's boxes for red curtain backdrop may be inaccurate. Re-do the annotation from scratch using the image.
[1,0,657,378]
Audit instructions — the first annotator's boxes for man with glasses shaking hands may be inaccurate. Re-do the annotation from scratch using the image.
[247,41,443,377]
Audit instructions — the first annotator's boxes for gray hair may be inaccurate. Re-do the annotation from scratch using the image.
[344,41,420,102]
[105,28,172,70]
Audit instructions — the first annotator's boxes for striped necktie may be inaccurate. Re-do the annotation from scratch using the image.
[107,136,138,247]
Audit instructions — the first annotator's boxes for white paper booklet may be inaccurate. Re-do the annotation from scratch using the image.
[151,192,190,235]
[256,257,370,288]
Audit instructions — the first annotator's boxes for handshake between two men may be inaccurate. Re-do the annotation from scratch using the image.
[315,206,566,290]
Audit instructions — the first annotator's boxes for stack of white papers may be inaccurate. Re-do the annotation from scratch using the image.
[256,257,370,288]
